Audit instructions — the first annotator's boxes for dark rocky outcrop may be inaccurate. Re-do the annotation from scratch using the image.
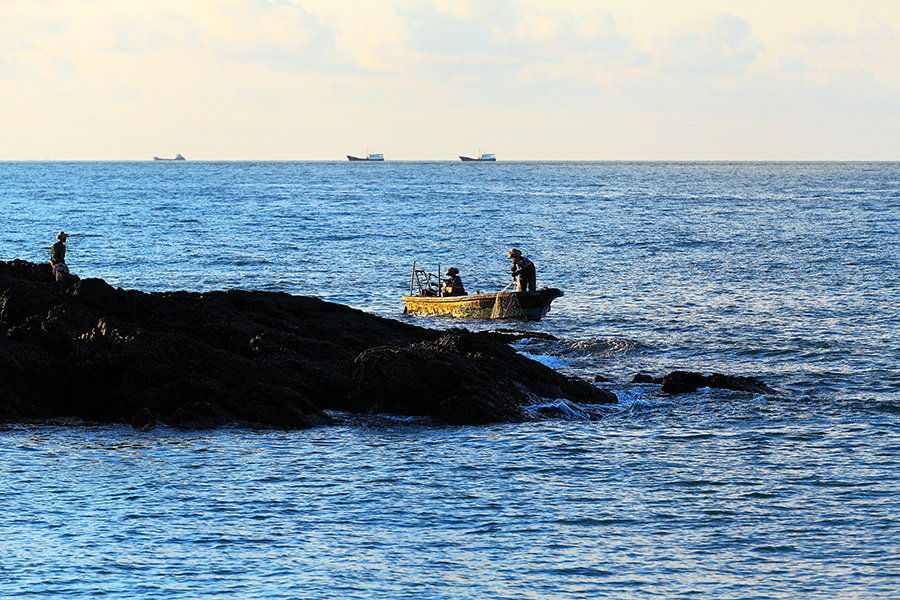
[631,370,776,395]
[347,329,615,425]
[0,260,615,429]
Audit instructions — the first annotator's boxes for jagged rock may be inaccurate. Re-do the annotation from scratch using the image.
[347,343,528,424]
[0,260,615,429]
[346,329,615,425]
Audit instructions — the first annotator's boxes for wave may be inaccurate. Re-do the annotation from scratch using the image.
[513,336,653,361]
[517,351,572,369]
[522,399,602,421]
[522,390,679,422]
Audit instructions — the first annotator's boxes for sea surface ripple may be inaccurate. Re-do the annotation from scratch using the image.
[1,161,899,598]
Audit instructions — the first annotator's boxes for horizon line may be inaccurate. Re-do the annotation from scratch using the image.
[3,158,900,164]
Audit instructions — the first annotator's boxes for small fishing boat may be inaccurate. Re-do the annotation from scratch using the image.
[153,154,185,161]
[402,263,561,321]
[460,153,496,161]
[347,153,384,161]
[404,289,562,321]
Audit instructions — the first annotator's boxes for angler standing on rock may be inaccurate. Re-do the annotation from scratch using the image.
[50,231,70,281]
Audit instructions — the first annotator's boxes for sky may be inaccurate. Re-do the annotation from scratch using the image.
[2,0,899,160]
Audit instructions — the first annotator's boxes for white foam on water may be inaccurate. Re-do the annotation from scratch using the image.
[518,351,572,369]
[523,398,592,421]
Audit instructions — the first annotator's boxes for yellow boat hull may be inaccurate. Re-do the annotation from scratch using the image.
[403,289,563,321]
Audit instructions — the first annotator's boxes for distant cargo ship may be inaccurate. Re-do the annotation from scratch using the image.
[347,153,384,161]
[460,153,496,161]
[153,154,185,161]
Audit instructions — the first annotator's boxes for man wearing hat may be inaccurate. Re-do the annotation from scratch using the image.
[441,267,466,296]
[508,248,536,292]
[50,232,70,281]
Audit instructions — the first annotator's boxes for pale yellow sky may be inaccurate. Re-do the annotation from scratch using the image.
[2,0,899,160]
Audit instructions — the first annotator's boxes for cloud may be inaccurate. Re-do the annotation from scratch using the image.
[0,7,69,51]
[390,0,636,105]
[791,17,900,86]
[103,14,199,54]
[7,1,363,75]
[659,13,763,76]
[203,1,361,74]
[398,0,630,60]
[398,0,512,54]
[0,11,78,81]
[0,53,21,80]
[798,18,897,48]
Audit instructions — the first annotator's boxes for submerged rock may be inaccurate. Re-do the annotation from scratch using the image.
[631,370,776,395]
[631,373,656,384]
[0,260,615,429]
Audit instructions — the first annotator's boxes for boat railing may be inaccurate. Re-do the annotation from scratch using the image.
[409,262,441,297]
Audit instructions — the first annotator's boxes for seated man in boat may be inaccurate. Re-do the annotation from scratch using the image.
[508,248,536,292]
[441,267,466,296]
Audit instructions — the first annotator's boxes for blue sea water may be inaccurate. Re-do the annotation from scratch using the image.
[1,161,899,598]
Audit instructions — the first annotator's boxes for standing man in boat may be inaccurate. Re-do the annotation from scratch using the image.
[441,267,466,296]
[508,248,536,292]
[50,231,70,282]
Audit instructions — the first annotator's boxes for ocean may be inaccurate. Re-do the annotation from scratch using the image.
[2,161,898,598]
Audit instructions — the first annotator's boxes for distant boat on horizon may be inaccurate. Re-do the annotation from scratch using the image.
[460,152,496,162]
[347,153,384,161]
[153,154,185,161]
